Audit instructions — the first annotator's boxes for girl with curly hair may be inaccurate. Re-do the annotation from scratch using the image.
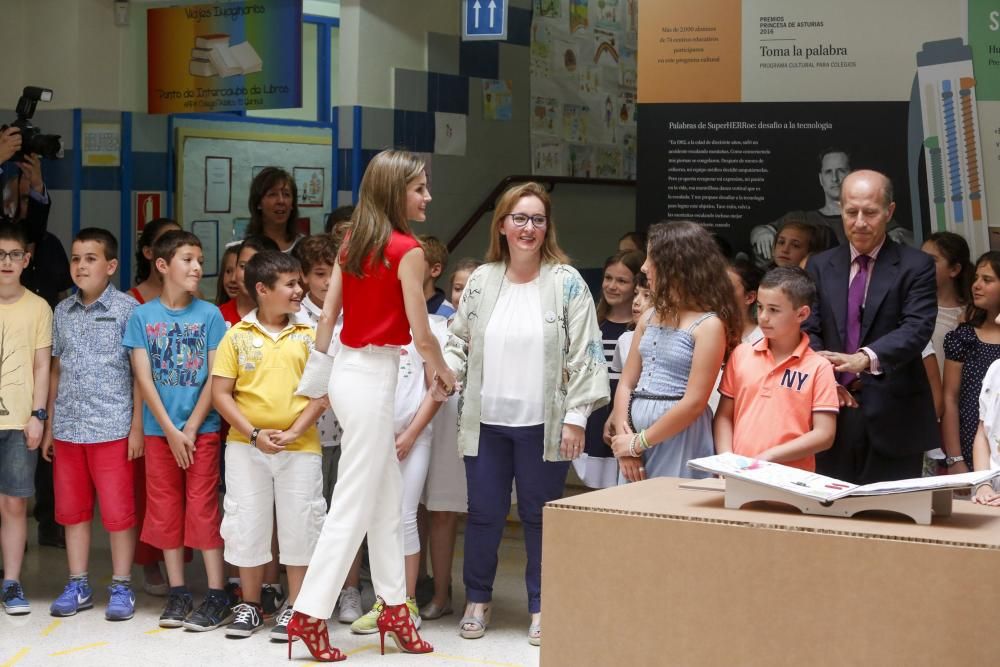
[608,220,741,482]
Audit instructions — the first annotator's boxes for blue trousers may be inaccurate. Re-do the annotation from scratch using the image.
[463,423,570,614]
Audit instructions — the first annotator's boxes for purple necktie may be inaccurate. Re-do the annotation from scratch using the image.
[841,254,870,387]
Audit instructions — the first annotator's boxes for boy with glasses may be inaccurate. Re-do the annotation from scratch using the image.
[0,225,52,614]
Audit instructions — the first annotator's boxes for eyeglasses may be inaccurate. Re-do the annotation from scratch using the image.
[0,250,26,262]
[507,213,548,228]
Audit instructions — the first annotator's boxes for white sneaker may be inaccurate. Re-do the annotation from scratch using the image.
[337,587,363,624]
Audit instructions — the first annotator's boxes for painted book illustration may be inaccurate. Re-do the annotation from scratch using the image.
[189,33,263,78]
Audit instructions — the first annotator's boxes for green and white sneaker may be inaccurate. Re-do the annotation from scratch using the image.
[351,597,420,634]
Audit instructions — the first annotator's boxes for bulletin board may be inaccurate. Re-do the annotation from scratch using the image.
[176,127,332,240]
[175,126,333,294]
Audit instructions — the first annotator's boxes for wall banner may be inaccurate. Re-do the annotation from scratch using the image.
[147,0,302,114]
[637,0,1000,267]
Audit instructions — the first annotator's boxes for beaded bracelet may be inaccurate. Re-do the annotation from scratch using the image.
[628,433,640,458]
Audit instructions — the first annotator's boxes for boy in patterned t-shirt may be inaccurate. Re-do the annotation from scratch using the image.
[124,230,230,631]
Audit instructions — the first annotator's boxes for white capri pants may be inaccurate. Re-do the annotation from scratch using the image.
[220,445,325,567]
[400,430,432,555]
[295,344,406,619]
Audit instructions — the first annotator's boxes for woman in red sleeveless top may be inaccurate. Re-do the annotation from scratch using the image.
[287,150,456,661]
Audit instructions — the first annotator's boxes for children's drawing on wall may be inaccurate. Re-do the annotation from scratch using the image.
[534,142,565,175]
[595,147,622,179]
[532,97,561,135]
[536,0,561,18]
[483,80,513,121]
[562,103,590,143]
[622,131,636,180]
[531,22,553,76]
[569,0,589,33]
[579,66,601,94]
[625,0,638,35]
[595,0,621,30]
[293,167,325,207]
[568,144,593,178]
[553,38,579,78]
[593,29,619,66]
[529,0,636,178]
[620,45,637,87]
[434,113,467,156]
[604,95,617,142]
[617,90,635,127]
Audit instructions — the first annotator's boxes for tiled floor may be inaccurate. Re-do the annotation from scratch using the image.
[0,522,541,667]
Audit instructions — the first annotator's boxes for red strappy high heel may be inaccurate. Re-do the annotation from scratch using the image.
[285,611,346,662]
[377,602,433,655]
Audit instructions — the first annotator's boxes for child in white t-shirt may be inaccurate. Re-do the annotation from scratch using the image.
[293,235,344,505]
[972,355,1000,503]
[610,279,652,384]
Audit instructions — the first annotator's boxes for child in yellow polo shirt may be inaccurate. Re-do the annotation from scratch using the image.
[714,267,839,471]
[211,250,328,641]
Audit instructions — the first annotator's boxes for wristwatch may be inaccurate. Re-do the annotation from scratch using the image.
[30,408,47,421]
[944,455,965,467]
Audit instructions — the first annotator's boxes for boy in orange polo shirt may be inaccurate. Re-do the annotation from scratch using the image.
[714,267,838,471]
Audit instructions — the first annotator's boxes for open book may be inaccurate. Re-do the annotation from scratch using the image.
[688,453,1000,503]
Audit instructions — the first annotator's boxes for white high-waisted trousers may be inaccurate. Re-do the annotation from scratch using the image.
[294,344,405,618]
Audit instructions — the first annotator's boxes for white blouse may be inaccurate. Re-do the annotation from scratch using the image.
[481,278,545,426]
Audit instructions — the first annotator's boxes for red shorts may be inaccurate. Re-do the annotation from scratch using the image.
[141,432,223,551]
[54,438,136,532]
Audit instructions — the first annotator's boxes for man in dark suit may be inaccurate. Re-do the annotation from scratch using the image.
[803,170,938,483]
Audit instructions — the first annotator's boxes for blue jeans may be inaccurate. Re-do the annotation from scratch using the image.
[463,423,570,614]
[0,429,37,497]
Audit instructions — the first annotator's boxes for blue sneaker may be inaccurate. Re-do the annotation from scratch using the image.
[50,580,94,617]
[2,580,31,615]
[105,583,135,621]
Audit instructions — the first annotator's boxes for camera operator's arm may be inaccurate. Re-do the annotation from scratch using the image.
[0,127,21,165]
[18,154,50,241]
[19,155,48,201]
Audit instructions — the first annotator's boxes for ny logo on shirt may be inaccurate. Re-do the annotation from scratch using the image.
[779,369,809,392]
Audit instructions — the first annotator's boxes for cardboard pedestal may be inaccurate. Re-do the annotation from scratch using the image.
[541,477,1000,666]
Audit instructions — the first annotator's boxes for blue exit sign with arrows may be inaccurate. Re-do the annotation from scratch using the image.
[463,0,507,41]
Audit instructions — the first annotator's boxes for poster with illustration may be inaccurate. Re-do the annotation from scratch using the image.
[568,144,594,178]
[594,147,622,178]
[293,167,324,207]
[594,0,621,30]
[532,96,561,134]
[536,0,561,18]
[483,80,513,121]
[562,104,590,143]
[593,28,619,67]
[569,0,589,32]
[534,142,565,175]
[617,90,635,126]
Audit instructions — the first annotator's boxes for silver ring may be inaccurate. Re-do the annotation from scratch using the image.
[638,466,645,471]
